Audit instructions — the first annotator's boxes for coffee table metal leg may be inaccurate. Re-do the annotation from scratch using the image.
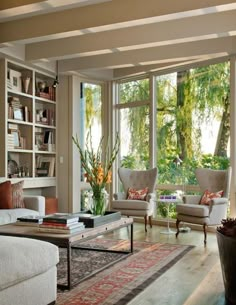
[67,243,71,290]
[130,223,133,253]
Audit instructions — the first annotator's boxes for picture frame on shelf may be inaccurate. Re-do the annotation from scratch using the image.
[9,69,22,92]
[13,108,24,121]
[11,130,20,148]
[37,156,55,177]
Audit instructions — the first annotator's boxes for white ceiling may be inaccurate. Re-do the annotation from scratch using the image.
[1,0,236,79]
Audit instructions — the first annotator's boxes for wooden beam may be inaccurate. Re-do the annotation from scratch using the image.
[25,9,236,61]
[0,0,235,44]
[59,36,235,72]
[0,0,45,10]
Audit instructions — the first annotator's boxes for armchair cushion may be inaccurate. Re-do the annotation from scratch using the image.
[177,203,209,217]
[200,189,223,205]
[112,199,151,210]
[127,187,148,200]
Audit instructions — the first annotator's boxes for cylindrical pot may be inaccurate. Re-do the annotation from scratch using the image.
[216,230,236,305]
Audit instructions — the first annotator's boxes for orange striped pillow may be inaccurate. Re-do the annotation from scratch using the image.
[200,189,223,205]
[12,181,25,208]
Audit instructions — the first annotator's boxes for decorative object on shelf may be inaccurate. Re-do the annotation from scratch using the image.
[7,159,18,178]
[36,156,55,177]
[52,60,59,88]
[217,218,236,305]
[72,131,120,215]
[22,76,30,94]
[9,69,22,92]
[37,81,46,92]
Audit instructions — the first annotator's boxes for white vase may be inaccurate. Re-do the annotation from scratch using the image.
[22,77,30,94]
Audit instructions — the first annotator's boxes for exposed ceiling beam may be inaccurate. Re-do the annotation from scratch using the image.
[0,0,44,10]
[0,0,111,23]
[25,9,236,61]
[0,0,236,44]
[59,36,236,72]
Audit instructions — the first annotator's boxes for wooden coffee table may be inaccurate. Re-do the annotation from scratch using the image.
[0,217,133,290]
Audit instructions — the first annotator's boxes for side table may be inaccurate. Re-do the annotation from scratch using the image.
[158,196,182,234]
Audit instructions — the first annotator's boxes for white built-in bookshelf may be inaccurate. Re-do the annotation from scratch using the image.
[0,58,57,195]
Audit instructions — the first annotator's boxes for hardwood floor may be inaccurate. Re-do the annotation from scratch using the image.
[108,222,226,305]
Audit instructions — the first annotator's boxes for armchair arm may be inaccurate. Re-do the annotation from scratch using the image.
[23,196,45,216]
[209,197,229,206]
[146,193,156,202]
[113,192,126,200]
[183,195,201,205]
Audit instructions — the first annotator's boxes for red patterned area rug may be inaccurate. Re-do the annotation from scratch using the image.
[56,239,193,305]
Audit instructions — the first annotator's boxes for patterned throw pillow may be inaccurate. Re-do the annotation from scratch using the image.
[127,187,149,201]
[200,189,224,205]
[12,181,25,208]
[0,181,13,209]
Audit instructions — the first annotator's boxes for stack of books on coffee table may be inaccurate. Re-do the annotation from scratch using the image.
[38,213,85,234]
[16,215,44,226]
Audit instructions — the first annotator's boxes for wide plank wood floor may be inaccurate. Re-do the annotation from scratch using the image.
[107,222,226,305]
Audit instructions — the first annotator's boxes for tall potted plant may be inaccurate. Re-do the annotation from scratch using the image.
[72,132,120,215]
[216,218,236,305]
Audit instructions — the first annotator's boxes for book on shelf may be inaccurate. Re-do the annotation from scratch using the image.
[8,123,18,130]
[38,225,85,234]
[17,215,44,224]
[43,214,79,224]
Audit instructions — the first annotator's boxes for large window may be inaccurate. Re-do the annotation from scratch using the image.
[156,62,230,189]
[117,78,150,170]
[80,82,102,209]
[116,61,230,219]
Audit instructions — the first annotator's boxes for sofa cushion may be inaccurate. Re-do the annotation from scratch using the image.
[0,236,59,291]
[12,181,25,208]
[0,208,39,226]
[0,181,13,209]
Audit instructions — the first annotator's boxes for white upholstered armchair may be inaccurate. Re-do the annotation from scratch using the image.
[111,167,157,232]
[176,167,232,244]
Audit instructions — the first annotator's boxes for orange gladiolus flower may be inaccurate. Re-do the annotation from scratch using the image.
[106,171,112,183]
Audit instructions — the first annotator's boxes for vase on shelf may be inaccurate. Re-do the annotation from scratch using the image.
[22,77,30,94]
[87,187,109,216]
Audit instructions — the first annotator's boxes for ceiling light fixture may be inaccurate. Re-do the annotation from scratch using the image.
[53,60,59,88]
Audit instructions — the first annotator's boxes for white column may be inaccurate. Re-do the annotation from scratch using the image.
[230,56,236,217]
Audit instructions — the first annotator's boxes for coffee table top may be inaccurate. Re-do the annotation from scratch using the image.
[0,217,133,247]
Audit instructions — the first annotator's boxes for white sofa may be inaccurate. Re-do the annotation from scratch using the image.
[0,195,45,225]
[0,195,59,305]
[0,236,59,305]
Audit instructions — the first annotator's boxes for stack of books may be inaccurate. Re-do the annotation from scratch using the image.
[16,215,44,226]
[38,214,85,234]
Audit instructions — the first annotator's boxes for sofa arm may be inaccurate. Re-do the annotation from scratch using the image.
[183,195,201,204]
[113,192,126,200]
[23,196,45,216]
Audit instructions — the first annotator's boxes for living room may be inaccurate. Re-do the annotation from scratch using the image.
[0,1,236,305]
